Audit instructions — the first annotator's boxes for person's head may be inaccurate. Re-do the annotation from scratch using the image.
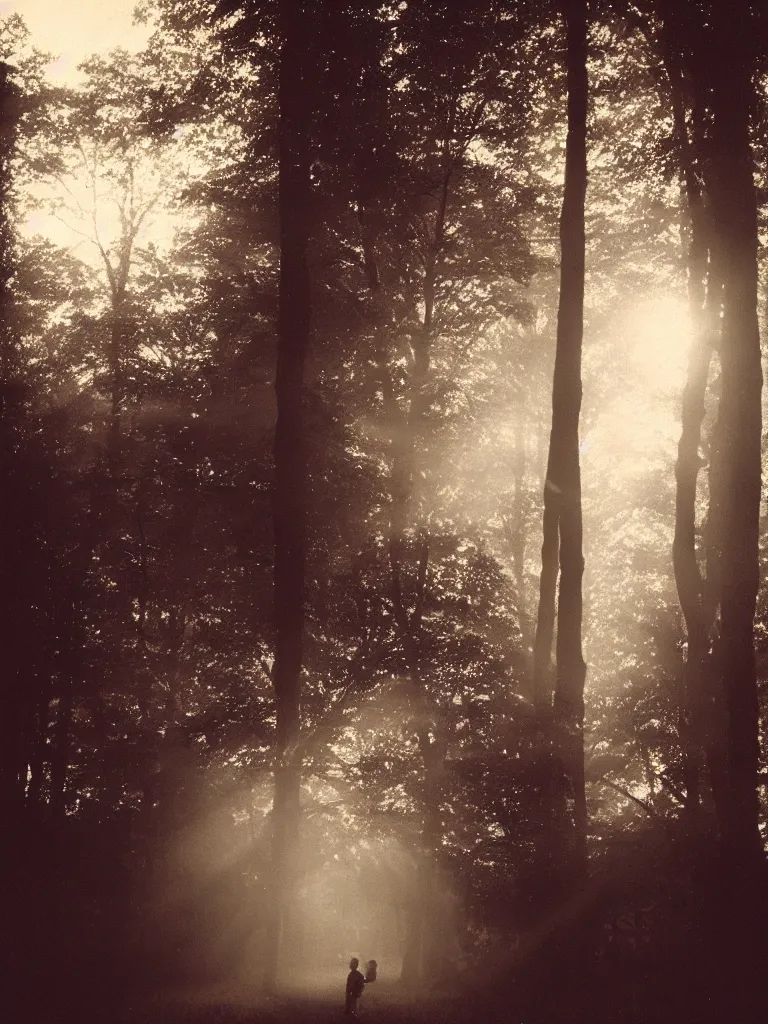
[349,958,359,971]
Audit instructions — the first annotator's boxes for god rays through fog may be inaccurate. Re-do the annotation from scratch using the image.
[2,1,765,1022]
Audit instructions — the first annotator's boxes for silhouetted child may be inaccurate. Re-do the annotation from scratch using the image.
[345,957,365,1016]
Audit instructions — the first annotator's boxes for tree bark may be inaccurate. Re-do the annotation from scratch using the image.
[0,62,16,391]
[0,61,23,839]
[108,299,125,460]
[707,13,762,871]
[703,9,763,1017]
[511,408,533,674]
[400,856,428,986]
[666,46,713,822]
[533,0,588,875]
[262,0,313,992]
[533,501,559,714]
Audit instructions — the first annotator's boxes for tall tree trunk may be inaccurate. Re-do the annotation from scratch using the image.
[400,856,428,986]
[0,61,23,840]
[533,0,588,876]
[108,298,124,461]
[263,0,312,991]
[707,14,762,873]
[667,54,713,823]
[512,405,533,673]
[705,8,763,1017]
[0,62,15,393]
[552,0,588,874]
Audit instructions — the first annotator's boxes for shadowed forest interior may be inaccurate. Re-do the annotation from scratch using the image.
[1,1,768,1022]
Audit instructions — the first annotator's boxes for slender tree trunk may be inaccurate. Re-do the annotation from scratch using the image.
[0,63,15,394]
[532,406,554,715]
[533,0,588,875]
[0,496,24,831]
[552,0,588,870]
[700,286,729,829]
[512,407,533,670]
[400,857,428,985]
[668,60,712,822]
[109,299,124,459]
[263,0,312,991]
[0,61,22,840]
[533,503,558,714]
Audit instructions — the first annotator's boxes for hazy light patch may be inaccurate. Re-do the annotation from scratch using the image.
[623,294,691,397]
[585,392,677,481]
[7,1,191,266]
[1,0,150,82]
[583,293,691,489]
[25,192,181,265]
[581,294,688,698]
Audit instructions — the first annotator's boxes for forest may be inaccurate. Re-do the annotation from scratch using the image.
[1,1,767,1022]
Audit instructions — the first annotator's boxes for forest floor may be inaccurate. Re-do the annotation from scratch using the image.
[92,979,475,1024]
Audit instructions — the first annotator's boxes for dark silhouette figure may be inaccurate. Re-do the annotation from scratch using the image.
[345,957,366,1015]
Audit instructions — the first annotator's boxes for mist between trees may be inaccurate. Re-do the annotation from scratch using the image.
[1,2,767,1023]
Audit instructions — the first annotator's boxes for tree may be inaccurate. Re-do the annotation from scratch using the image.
[705,9,764,1012]
[704,1,762,874]
[0,53,22,838]
[0,16,50,844]
[532,0,589,881]
[263,0,314,990]
[47,53,180,459]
